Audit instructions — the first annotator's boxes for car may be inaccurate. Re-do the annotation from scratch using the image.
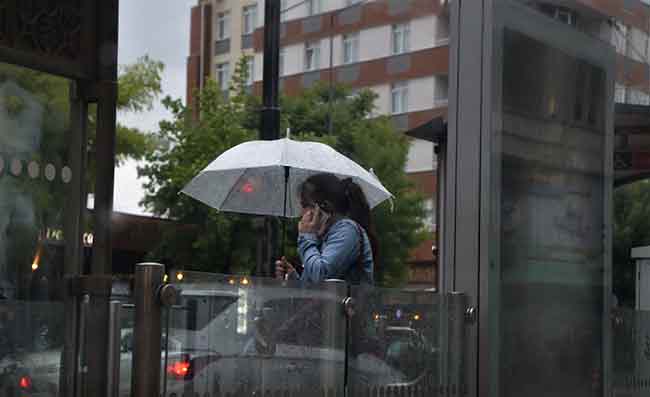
[0,328,185,397]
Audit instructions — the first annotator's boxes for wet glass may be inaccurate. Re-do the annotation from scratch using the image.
[349,284,441,395]
[0,64,75,396]
[163,271,346,396]
[0,64,74,300]
[0,301,65,396]
[489,1,613,396]
[611,309,650,395]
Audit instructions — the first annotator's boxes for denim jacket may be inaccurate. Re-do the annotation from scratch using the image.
[296,218,374,284]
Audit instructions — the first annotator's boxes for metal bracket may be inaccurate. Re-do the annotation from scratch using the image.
[465,306,477,324]
[342,297,355,318]
[158,284,180,307]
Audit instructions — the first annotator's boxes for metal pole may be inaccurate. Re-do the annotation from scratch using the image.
[76,294,90,397]
[447,292,467,395]
[328,13,334,135]
[106,301,121,397]
[261,0,281,140]
[435,141,446,294]
[132,263,165,397]
[260,0,282,276]
[92,0,119,275]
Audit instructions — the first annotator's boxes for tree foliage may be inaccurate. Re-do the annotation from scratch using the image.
[613,180,650,307]
[140,58,427,286]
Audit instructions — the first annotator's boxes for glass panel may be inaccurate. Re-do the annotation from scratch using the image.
[118,303,135,397]
[0,63,75,397]
[611,309,650,396]
[489,1,613,397]
[0,301,65,396]
[163,272,346,397]
[0,64,74,299]
[349,285,441,395]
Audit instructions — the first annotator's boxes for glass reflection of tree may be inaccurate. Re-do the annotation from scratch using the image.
[0,63,69,302]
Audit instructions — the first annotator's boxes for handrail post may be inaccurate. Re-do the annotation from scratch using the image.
[447,292,468,396]
[106,301,122,397]
[133,263,165,396]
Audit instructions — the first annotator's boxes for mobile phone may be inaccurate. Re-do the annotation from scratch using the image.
[314,202,331,227]
[315,200,332,215]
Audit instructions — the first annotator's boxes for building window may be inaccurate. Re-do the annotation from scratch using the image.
[629,89,650,106]
[279,48,286,76]
[216,62,230,91]
[628,27,649,63]
[306,0,321,16]
[435,16,450,45]
[281,0,288,21]
[391,81,409,114]
[392,23,410,55]
[243,5,257,35]
[422,198,436,232]
[612,21,628,55]
[615,83,626,104]
[434,75,449,107]
[342,33,359,64]
[553,7,575,25]
[245,57,255,86]
[216,11,231,40]
[305,41,321,71]
[345,0,362,6]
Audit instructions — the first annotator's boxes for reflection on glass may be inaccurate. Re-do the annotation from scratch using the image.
[491,4,611,397]
[0,301,65,395]
[349,285,440,394]
[165,272,346,396]
[0,63,72,301]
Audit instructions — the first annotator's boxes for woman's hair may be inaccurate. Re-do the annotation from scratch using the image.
[300,173,379,267]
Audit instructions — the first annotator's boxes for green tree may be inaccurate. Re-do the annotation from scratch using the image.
[139,58,427,286]
[613,180,650,307]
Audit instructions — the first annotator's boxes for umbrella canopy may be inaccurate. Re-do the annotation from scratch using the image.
[181,138,392,218]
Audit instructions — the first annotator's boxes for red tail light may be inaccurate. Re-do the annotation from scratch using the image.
[19,375,32,390]
[166,354,221,380]
[167,360,191,379]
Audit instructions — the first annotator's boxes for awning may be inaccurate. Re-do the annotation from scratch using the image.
[404,116,447,144]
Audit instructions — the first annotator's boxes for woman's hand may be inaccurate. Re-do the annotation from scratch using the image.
[298,209,316,233]
[275,256,297,279]
[299,207,326,234]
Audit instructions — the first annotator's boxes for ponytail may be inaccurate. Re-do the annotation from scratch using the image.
[342,178,380,270]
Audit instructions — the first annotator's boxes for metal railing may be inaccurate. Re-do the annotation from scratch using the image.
[0,263,467,397]
[128,263,469,397]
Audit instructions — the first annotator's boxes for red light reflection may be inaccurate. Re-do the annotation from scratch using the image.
[241,182,254,193]
[19,376,32,389]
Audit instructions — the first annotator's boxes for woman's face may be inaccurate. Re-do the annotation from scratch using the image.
[300,196,314,216]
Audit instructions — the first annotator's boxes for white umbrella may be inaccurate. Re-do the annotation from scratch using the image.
[180,137,392,218]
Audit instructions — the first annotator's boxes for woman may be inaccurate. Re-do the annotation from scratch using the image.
[275,173,378,284]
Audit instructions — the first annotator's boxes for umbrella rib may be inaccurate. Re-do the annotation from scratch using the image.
[216,168,249,213]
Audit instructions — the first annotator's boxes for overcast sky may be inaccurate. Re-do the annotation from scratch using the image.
[114,0,196,215]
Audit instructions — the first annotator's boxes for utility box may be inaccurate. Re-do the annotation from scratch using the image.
[632,246,650,310]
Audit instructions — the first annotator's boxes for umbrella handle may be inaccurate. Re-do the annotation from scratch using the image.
[281,166,290,259]
[281,218,286,258]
